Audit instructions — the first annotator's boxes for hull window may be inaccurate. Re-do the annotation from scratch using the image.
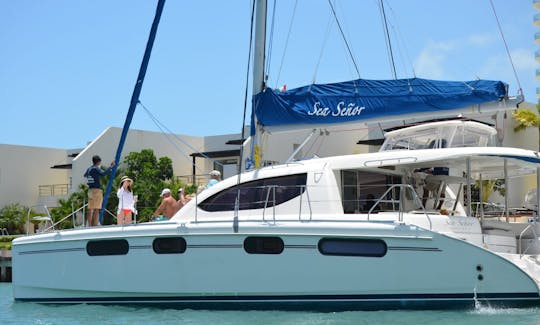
[244,236,284,254]
[153,237,187,254]
[318,238,387,257]
[86,239,129,256]
[199,173,307,212]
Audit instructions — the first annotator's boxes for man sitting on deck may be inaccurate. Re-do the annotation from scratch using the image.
[152,188,179,220]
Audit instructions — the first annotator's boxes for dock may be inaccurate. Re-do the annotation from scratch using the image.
[0,249,12,282]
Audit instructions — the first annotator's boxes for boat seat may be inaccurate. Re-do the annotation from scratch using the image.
[32,216,54,231]
[481,220,513,232]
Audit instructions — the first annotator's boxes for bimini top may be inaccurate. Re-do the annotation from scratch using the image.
[380,120,498,151]
[253,78,507,128]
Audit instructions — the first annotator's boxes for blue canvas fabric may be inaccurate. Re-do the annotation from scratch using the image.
[252,78,507,128]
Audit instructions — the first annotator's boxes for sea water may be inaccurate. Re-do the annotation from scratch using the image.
[1,284,539,325]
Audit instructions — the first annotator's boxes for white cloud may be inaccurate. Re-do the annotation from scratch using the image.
[413,40,457,78]
[478,48,535,77]
[467,33,496,47]
[474,48,536,99]
[509,48,536,71]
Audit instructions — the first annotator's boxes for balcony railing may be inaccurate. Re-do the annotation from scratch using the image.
[38,184,69,197]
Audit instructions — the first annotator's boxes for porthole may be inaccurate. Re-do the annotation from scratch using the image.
[153,237,187,254]
[244,236,284,254]
[318,238,387,257]
[87,239,129,256]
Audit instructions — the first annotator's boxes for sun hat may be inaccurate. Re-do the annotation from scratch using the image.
[161,188,171,196]
[120,175,133,185]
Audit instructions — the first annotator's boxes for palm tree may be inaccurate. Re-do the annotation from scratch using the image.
[512,101,540,151]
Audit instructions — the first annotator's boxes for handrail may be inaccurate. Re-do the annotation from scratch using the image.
[0,228,8,236]
[298,185,313,222]
[262,185,276,223]
[26,204,54,235]
[260,184,312,223]
[43,204,88,232]
[368,184,433,230]
[518,221,538,258]
[38,204,129,233]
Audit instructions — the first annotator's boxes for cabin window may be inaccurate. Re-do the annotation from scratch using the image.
[153,237,187,254]
[341,170,401,214]
[318,238,387,257]
[244,236,284,254]
[86,239,129,256]
[198,173,307,212]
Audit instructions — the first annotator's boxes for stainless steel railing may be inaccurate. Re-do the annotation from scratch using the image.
[518,222,538,258]
[367,184,433,230]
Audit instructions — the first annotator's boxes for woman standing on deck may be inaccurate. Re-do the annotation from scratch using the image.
[117,176,135,225]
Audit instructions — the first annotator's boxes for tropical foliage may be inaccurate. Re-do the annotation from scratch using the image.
[0,203,31,235]
[49,183,91,229]
[512,101,540,151]
[122,149,174,222]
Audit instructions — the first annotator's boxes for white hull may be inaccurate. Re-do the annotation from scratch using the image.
[13,132,540,310]
[12,220,540,309]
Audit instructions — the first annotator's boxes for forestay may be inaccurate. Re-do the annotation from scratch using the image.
[253,78,507,128]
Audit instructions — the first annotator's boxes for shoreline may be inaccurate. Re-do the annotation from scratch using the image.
[0,249,12,282]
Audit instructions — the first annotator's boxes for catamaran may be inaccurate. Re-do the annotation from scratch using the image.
[12,0,540,309]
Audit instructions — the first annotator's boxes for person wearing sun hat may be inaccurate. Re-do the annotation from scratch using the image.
[117,175,135,225]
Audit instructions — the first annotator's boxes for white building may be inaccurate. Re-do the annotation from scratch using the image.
[0,127,242,209]
[0,144,72,208]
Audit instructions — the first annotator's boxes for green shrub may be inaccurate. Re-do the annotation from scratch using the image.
[0,204,29,235]
[0,236,16,242]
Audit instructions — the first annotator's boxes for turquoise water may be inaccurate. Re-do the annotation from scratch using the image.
[1,284,539,324]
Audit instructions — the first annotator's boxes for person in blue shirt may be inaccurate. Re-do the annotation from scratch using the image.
[206,170,221,189]
[84,155,115,226]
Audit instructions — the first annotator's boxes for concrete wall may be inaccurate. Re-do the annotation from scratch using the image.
[71,127,207,192]
[0,144,69,208]
[198,132,244,181]
[499,102,539,208]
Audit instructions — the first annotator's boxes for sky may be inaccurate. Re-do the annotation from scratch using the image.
[1,0,537,149]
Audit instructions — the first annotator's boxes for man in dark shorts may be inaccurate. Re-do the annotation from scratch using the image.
[84,155,115,226]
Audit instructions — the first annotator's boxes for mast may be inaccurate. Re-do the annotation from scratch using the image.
[99,0,166,223]
[250,0,267,169]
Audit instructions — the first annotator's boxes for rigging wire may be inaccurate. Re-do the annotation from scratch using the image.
[274,0,298,88]
[378,0,397,79]
[312,11,334,85]
[489,0,522,95]
[337,0,361,81]
[231,0,257,233]
[327,0,361,79]
[384,3,416,78]
[391,24,416,78]
[238,0,256,177]
[265,0,277,83]
[138,101,222,176]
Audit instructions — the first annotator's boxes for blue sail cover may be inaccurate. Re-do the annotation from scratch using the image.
[253,78,507,127]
